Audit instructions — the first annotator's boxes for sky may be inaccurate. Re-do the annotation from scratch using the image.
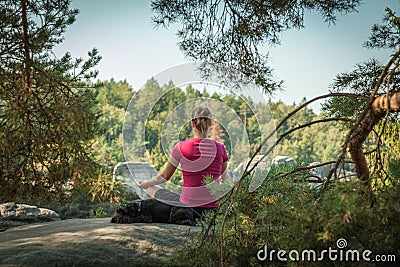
[54,0,399,113]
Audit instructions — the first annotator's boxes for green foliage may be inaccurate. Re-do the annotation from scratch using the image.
[271,100,344,164]
[0,0,102,203]
[171,167,400,266]
[93,79,134,168]
[368,120,400,189]
[105,77,345,173]
[364,7,400,50]
[151,0,361,94]
[77,169,125,204]
[322,8,400,125]
[322,59,384,120]
[89,207,108,218]
[322,8,400,191]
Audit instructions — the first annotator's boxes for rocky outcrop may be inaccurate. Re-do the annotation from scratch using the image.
[0,202,60,222]
[113,162,160,200]
[0,202,60,231]
[0,218,197,266]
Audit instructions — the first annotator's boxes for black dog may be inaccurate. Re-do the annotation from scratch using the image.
[110,199,194,226]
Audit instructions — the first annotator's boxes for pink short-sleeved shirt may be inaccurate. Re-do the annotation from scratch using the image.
[171,138,228,208]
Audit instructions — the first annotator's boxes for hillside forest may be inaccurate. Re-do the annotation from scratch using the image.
[96,78,347,177]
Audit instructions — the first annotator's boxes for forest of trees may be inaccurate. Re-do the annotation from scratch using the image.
[0,0,102,203]
[94,78,346,177]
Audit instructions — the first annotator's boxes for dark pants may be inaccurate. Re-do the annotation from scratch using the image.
[154,188,215,220]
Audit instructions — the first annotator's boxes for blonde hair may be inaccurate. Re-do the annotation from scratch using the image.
[191,106,212,137]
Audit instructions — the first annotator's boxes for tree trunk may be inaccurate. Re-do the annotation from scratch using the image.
[21,0,31,90]
[349,92,400,198]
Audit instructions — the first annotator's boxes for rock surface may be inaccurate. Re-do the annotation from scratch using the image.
[0,202,60,222]
[113,162,159,199]
[0,203,60,231]
[0,218,197,266]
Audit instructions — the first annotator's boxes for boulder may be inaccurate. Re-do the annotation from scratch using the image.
[113,162,161,200]
[246,155,295,170]
[0,202,60,223]
[0,218,198,266]
[272,155,295,165]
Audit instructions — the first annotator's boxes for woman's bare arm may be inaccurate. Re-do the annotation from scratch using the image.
[220,161,228,182]
[139,158,178,189]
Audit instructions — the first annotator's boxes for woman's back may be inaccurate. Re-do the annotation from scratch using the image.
[172,137,228,208]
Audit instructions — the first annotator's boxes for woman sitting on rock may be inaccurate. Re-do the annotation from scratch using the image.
[139,106,228,219]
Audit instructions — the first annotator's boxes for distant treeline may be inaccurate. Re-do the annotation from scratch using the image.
[95,78,345,173]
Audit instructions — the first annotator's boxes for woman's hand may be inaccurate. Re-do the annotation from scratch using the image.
[138,163,177,189]
[138,180,151,189]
